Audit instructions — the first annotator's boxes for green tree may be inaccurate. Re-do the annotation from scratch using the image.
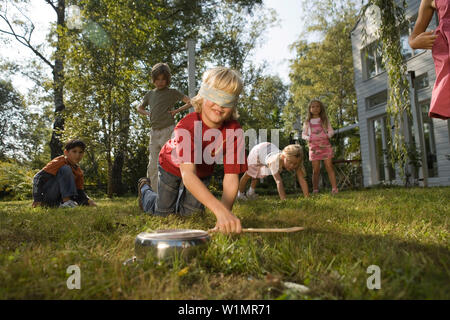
[0,79,27,159]
[197,3,275,71]
[0,0,73,158]
[239,69,288,143]
[63,0,139,196]
[0,76,51,166]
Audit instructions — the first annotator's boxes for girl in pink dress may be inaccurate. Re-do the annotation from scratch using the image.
[409,0,450,119]
[302,100,338,194]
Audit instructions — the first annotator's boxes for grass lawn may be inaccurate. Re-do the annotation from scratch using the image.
[0,187,448,300]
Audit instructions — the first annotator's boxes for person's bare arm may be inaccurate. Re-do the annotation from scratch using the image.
[296,169,310,198]
[182,96,191,104]
[169,96,192,116]
[409,0,437,49]
[180,163,242,234]
[302,123,310,141]
[273,172,286,200]
[221,173,239,210]
[137,100,151,117]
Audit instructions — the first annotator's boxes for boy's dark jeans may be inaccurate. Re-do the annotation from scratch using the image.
[141,164,210,216]
[41,165,81,207]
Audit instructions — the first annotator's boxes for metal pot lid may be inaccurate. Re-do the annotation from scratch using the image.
[137,229,210,241]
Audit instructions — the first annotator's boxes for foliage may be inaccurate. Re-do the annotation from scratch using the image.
[0,79,27,159]
[0,78,51,162]
[197,2,276,72]
[122,121,151,195]
[363,0,411,179]
[404,143,422,187]
[0,160,35,200]
[239,69,289,146]
[0,187,448,299]
[240,73,286,130]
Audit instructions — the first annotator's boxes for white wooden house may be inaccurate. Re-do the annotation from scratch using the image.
[350,0,450,187]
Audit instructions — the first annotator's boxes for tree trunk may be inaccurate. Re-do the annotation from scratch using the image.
[49,0,66,159]
[107,151,113,198]
[111,105,131,195]
[112,151,125,195]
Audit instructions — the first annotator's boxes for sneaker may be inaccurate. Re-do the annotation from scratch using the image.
[236,192,248,201]
[331,188,339,195]
[137,177,151,210]
[59,200,78,208]
[313,189,319,194]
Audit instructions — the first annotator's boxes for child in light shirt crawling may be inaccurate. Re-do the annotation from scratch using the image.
[237,142,309,200]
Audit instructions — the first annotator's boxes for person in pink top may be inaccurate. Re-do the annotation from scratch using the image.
[302,100,338,194]
[409,0,450,119]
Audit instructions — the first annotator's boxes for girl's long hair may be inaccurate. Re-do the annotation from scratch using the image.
[305,99,330,133]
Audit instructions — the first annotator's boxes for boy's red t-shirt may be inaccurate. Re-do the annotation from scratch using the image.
[159,112,248,178]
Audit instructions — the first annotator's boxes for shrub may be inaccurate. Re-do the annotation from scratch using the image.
[0,160,35,200]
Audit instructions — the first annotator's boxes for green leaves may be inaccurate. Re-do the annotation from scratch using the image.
[0,160,35,200]
[367,0,411,179]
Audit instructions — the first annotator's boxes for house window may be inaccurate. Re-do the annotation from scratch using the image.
[366,90,387,110]
[415,73,429,91]
[363,41,385,79]
[371,115,395,182]
[409,100,438,177]
[400,17,425,60]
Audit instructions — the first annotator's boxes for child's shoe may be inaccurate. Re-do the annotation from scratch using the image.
[236,191,248,201]
[59,200,78,208]
[137,177,151,210]
[331,188,339,195]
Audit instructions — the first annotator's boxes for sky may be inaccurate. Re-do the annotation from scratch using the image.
[1,0,305,92]
[251,0,305,84]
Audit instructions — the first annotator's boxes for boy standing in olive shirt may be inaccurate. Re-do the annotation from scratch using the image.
[137,63,191,191]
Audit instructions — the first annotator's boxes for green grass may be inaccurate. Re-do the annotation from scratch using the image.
[0,187,449,299]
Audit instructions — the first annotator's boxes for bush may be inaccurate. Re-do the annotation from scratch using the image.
[0,160,35,200]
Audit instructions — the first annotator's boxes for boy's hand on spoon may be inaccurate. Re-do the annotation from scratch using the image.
[210,210,242,234]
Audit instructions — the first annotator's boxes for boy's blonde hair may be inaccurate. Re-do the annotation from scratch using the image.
[305,99,330,133]
[151,62,171,85]
[281,144,306,176]
[191,67,243,120]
